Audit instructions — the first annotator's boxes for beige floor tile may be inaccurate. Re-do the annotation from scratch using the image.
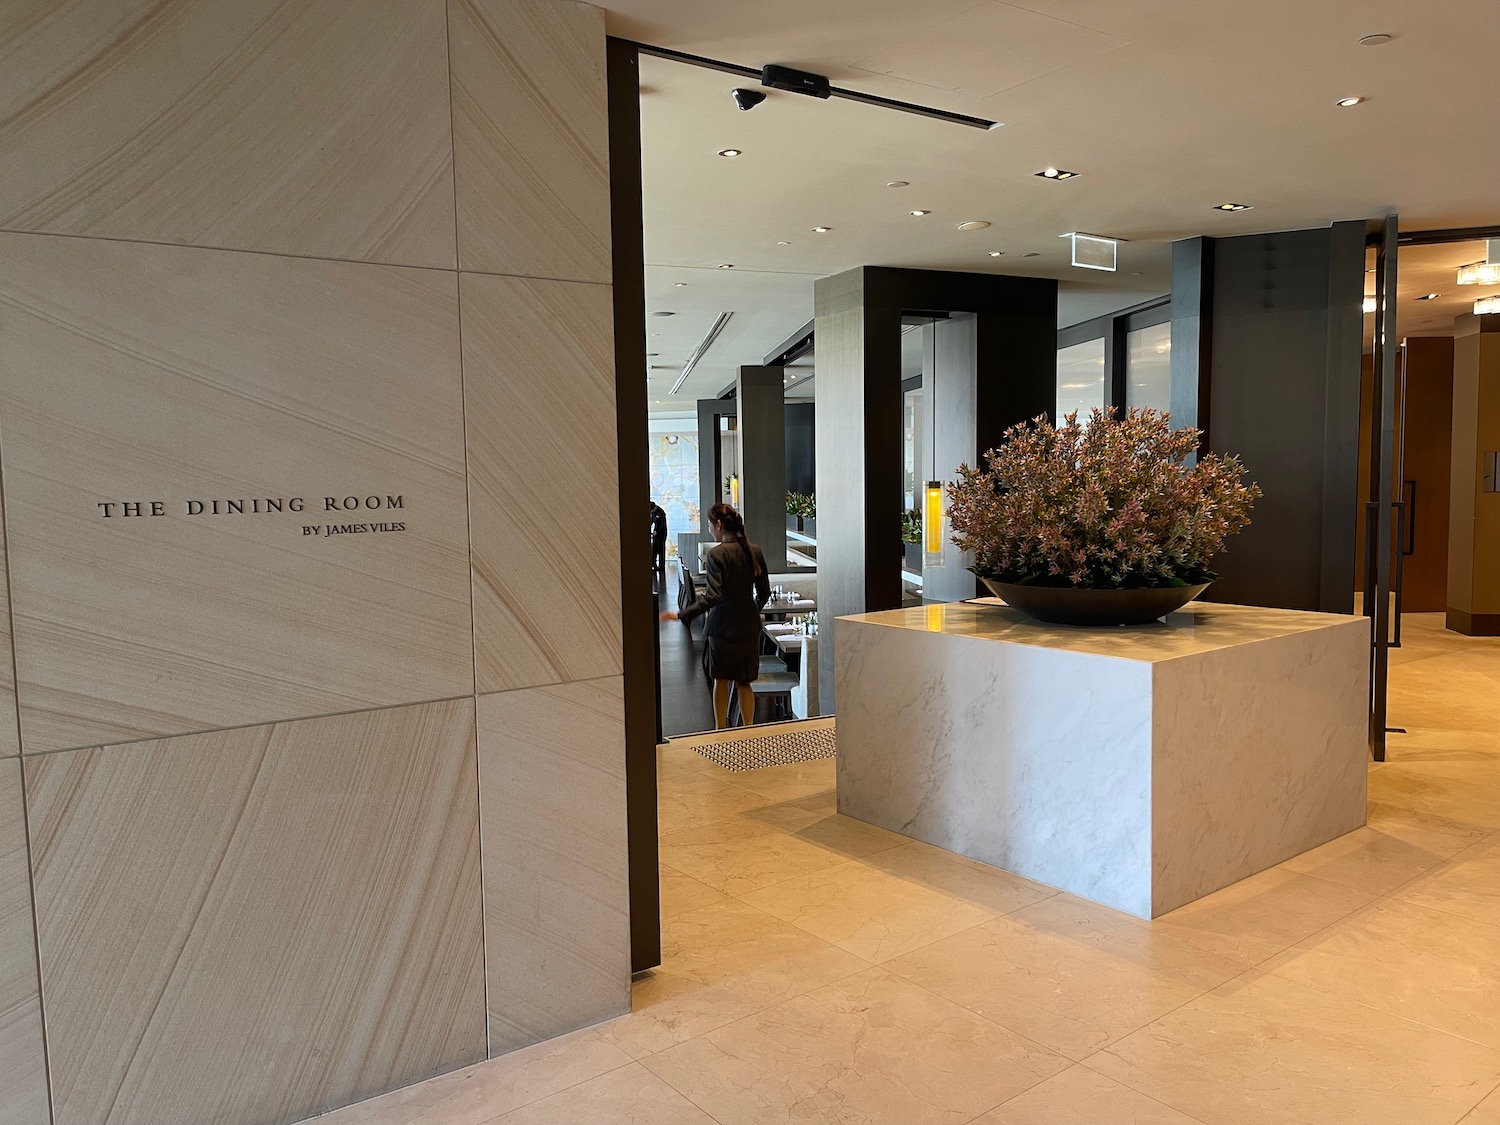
[659,865,729,920]
[1089,971,1500,1125]
[887,895,1246,1061]
[599,898,868,1059]
[1395,833,1500,927]
[728,758,837,802]
[740,856,997,963]
[857,840,1057,916]
[655,743,718,780]
[1462,1084,1500,1124]
[656,771,775,835]
[642,968,1068,1125]
[1153,866,1375,966]
[1369,761,1500,831]
[974,1065,1208,1125]
[1364,799,1494,858]
[303,1027,630,1125]
[488,1063,716,1125]
[1263,897,1500,1049]
[1277,824,1463,896]
[659,815,894,897]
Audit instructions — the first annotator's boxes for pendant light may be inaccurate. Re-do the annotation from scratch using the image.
[1457,240,1500,286]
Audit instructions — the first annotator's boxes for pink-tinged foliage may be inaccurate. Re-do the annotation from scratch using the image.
[947,408,1261,589]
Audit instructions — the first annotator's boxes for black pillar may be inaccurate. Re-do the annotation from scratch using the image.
[736,366,788,571]
[813,267,1058,709]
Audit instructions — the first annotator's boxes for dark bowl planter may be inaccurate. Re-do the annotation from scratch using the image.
[802,517,816,539]
[786,515,804,533]
[979,578,1210,627]
[903,541,922,570]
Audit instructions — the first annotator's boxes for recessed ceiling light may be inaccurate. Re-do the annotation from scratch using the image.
[988,251,1004,257]
[1035,168,1079,180]
[1359,33,1393,46]
[650,310,675,317]
[1415,293,1440,300]
[811,226,832,233]
[1023,252,1040,258]
[777,241,791,246]
[672,282,687,287]
[717,148,742,158]
[957,220,991,231]
[1336,96,1365,107]
[886,181,909,188]
[1215,202,1252,212]
[717,263,735,269]
[647,352,660,357]
[910,210,931,217]
[1130,271,1144,277]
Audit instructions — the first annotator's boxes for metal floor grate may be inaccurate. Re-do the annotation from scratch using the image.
[689,725,837,772]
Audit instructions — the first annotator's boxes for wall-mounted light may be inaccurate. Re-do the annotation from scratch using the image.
[729,474,740,507]
[1363,296,1377,314]
[924,481,944,559]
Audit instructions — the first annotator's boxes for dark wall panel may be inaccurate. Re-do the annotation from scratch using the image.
[784,403,816,496]
[1199,226,1364,612]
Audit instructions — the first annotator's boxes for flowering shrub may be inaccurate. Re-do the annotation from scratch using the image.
[947,408,1260,589]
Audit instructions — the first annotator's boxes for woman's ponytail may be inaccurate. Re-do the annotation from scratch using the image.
[708,502,762,578]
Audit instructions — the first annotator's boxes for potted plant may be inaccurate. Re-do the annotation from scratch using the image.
[785,491,817,537]
[946,408,1260,626]
[901,508,923,570]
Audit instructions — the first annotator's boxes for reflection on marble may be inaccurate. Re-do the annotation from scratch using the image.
[0,234,474,753]
[27,700,487,1125]
[641,968,1069,1125]
[462,273,622,695]
[449,0,611,282]
[0,0,457,267]
[477,678,630,1054]
[843,598,1367,660]
[837,602,1369,917]
[1090,971,1500,1125]
[0,760,49,1125]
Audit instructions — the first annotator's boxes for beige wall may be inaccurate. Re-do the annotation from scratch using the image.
[1448,315,1500,634]
[0,2,627,1124]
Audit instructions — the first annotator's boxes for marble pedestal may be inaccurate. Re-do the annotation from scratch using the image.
[835,601,1370,918]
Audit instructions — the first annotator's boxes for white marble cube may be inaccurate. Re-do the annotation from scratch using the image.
[835,601,1370,918]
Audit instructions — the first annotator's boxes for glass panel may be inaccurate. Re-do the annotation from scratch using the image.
[1126,321,1172,413]
[1056,338,1106,423]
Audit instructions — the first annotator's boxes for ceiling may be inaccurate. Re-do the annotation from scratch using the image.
[626,0,1500,408]
[1385,241,1500,337]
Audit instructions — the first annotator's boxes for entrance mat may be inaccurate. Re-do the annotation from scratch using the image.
[687,723,837,772]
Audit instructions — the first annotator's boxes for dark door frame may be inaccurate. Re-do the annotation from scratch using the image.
[606,36,661,973]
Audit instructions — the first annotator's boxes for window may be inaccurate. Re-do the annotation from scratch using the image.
[1056,338,1106,423]
[1126,321,1171,412]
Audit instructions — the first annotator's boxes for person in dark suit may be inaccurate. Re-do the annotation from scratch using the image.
[650,500,668,575]
[660,503,770,729]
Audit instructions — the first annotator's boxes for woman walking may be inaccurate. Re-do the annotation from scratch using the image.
[661,503,771,729]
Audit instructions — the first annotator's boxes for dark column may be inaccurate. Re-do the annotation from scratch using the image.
[1180,223,1365,612]
[784,403,816,496]
[605,37,658,973]
[736,366,788,571]
[1169,237,1214,440]
[814,267,1058,709]
[696,397,726,512]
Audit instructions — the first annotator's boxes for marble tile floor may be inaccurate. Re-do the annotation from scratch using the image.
[305,612,1500,1125]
